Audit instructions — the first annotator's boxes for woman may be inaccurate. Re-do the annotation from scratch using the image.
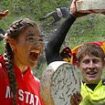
[0,18,44,105]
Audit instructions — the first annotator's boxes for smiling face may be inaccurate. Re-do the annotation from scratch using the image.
[76,43,105,84]
[10,26,43,68]
[78,55,104,84]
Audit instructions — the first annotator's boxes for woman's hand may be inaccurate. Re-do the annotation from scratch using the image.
[0,10,8,20]
[70,92,82,105]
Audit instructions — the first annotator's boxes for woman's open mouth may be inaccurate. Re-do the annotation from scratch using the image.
[29,50,40,61]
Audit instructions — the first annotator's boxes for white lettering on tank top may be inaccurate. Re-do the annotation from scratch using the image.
[35,95,39,105]
[18,89,24,101]
[5,86,40,105]
[24,91,30,103]
[5,86,11,98]
[29,93,34,105]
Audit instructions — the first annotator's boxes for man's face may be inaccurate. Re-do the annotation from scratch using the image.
[78,55,104,84]
[11,26,43,68]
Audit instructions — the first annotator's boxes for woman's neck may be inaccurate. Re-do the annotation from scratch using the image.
[14,59,28,73]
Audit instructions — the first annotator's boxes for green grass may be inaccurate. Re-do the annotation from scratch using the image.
[68,34,105,48]
[65,14,105,48]
[0,41,5,54]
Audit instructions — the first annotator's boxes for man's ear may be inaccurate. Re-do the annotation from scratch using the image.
[103,58,105,65]
[75,61,80,68]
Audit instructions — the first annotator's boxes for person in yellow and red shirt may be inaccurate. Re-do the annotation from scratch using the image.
[75,43,105,105]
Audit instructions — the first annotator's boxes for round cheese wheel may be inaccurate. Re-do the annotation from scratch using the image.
[41,61,80,105]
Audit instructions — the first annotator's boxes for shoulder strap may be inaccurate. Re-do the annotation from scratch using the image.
[0,55,5,68]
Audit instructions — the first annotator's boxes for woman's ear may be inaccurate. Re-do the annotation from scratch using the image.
[5,37,16,51]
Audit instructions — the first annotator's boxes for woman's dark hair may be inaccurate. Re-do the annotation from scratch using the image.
[4,18,39,105]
